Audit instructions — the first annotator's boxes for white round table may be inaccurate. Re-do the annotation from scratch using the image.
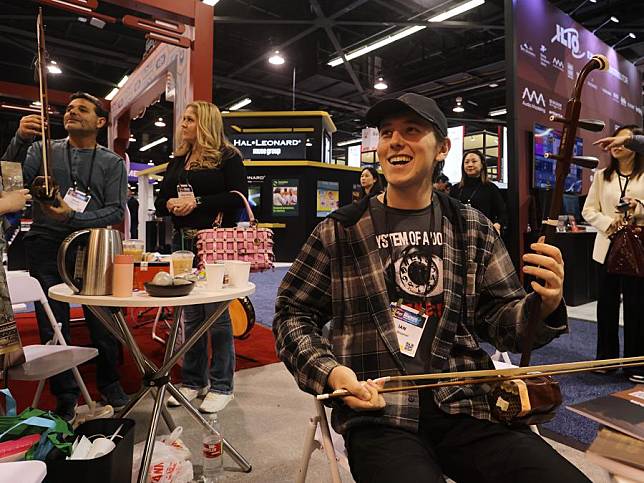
[49,282,255,483]
[48,282,255,307]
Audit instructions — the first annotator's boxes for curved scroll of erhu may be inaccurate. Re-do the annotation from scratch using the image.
[31,8,59,204]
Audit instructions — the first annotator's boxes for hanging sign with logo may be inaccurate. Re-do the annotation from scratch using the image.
[231,133,307,160]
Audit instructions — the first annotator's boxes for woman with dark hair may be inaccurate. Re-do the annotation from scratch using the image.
[156,101,248,412]
[449,149,508,233]
[582,125,644,383]
[358,167,383,200]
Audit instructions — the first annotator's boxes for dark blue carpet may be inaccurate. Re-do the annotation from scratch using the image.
[248,268,630,446]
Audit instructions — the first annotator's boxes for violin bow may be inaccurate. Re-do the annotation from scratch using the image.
[520,54,609,367]
[317,355,644,400]
[35,7,54,198]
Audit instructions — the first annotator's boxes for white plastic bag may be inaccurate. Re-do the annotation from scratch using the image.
[132,427,194,483]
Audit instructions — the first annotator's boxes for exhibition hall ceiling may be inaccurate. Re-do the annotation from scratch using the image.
[0,0,642,162]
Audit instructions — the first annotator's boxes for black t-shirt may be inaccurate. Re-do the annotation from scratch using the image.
[370,194,444,375]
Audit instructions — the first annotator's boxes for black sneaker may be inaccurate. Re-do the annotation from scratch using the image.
[55,400,77,424]
[101,382,130,410]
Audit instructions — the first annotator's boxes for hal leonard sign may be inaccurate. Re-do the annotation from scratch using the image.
[231,133,307,160]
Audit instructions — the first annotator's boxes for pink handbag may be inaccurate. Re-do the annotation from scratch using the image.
[195,191,274,272]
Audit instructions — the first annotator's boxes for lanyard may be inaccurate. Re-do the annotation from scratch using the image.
[66,140,97,195]
[382,191,436,310]
[460,182,481,205]
[617,171,630,200]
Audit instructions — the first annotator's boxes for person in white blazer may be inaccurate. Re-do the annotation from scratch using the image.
[582,125,644,383]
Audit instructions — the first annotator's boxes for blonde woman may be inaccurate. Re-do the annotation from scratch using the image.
[155,101,247,412]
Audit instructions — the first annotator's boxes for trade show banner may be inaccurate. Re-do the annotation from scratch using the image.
[514,0,641,161]
[507,0,642,261]
[231,133,307,160]
[272,178,299,216]
[316,181,340,217]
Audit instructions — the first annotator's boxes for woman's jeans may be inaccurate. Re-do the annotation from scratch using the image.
[172,229,235,394]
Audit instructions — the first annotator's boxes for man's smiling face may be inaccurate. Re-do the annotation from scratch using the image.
[377,112,449,193]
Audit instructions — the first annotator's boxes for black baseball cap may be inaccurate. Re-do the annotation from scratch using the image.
[365,93,448,137]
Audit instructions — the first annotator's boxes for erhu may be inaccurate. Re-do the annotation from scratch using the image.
[487,54,610,425]
[30,8,60,205]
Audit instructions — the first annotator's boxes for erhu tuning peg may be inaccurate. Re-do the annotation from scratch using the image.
[571,156,599,169]
[578,119,605,132]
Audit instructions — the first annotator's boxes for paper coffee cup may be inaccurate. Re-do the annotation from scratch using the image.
[224,260,251,287]
[205,263,225,290]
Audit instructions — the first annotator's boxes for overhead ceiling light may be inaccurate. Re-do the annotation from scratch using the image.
[228,97,252,111]
[569,0,597,16]
[169,153,174,158]
[337,138,362,147]
[611,32,636,48]
[154,117,166,127]
[305,140,313,147]
[105,87,119,101]
[129,135,136,142]
[428,0,486,22]
[488,107,507,116]
[452,97,464,113]
[202,0,221,5]
[373,77,388,90]
[488,83,499,88]
[147,161,155,166]
[47,60,62,75]
[30,101,42,107]
[327,0,485,66]
[140,136,168,152]
[268,50,285,65]
[593,15,619,34]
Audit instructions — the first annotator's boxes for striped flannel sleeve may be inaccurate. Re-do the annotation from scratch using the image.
[474,237,567,352]
[273,221,339,395]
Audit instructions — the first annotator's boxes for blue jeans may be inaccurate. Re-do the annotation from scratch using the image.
[24,236,121,404]
[180,304,235,394]
[172,230,234,394]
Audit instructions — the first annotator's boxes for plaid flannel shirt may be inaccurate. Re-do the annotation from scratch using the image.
[274,192,568,434]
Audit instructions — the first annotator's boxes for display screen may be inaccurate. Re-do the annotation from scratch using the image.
[316,180,339,217]
[272,178,299,216]
[533,123,583,193]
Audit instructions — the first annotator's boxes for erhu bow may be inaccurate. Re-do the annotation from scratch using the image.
[30,7,60,205]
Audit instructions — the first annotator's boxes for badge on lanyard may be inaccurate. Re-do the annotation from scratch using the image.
[63,188,91,213]
[177,183,195,200]
[390,302,428,358]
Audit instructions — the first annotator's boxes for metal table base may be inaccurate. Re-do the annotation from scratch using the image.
[87,302,252,482]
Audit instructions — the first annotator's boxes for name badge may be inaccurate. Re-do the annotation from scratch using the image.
[177,184,195,199]
[63,188,91,213]
[391,303,428,358]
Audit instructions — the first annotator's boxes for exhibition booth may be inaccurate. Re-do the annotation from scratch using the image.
[0,0,643,482]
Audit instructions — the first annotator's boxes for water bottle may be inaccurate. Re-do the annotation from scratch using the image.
[202,413,224,482]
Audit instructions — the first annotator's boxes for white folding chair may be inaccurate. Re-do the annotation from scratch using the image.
[0,461,47,482]
[297,397,349,483]
[5,271,112,421]
[491,350,513,365]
